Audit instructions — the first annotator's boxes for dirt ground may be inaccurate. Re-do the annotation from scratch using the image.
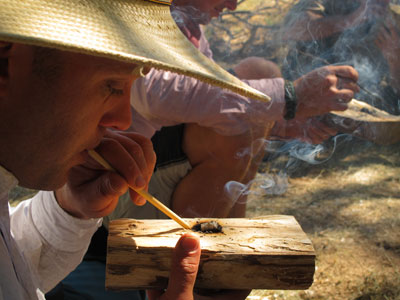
[245,140,400,300]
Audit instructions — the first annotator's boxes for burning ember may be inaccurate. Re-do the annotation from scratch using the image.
[191,220,223,233]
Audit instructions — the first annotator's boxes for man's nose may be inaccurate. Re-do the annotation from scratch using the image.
[99,89,132,131]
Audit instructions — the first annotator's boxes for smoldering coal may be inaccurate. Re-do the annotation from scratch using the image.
[192,220,223,233]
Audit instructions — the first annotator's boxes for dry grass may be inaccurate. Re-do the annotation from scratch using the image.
[246,141,400,300]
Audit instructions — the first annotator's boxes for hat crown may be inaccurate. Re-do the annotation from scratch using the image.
[0,0,270,102]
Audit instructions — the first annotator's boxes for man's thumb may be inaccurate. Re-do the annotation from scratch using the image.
[164,233,201,300]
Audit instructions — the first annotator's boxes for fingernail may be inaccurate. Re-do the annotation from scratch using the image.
[181,235,199,253]
[135,196,146,206]
[135,176,146,188]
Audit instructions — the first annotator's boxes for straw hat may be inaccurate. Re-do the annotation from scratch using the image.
[0,0,270,102]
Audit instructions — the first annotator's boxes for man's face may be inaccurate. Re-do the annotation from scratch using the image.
[176,0,238,21]
[0,44,139,190]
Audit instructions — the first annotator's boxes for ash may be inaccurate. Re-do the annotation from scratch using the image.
[192,221,222,233]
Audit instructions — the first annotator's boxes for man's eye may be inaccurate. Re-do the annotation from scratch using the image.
[106,82,125,96]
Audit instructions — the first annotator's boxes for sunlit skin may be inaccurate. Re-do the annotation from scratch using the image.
[0,44,137,189]
[0,41,204,300]
[0,43,156,217]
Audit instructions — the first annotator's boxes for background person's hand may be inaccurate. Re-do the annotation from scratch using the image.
[294,65,359,119]
[271,117,338,144]
[147,233,201,300]
[55,129,156,219]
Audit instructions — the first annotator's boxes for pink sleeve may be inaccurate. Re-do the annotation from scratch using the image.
[130,69,285,137]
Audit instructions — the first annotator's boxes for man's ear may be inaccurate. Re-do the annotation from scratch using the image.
[0,42,12,97]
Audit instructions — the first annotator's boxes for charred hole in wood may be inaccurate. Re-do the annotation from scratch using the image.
[360,107,377,116]
[191,221,223,233]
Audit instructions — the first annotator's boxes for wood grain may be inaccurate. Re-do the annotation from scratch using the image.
[331,99,400,122]
[106,216,315,291]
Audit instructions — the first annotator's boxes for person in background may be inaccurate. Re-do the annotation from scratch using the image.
[0,0,259,299]
[58,1,360,299]
[280,0,400,144]
[123,0,359,220]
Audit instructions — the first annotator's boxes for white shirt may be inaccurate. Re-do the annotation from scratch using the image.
[0,165,101,299]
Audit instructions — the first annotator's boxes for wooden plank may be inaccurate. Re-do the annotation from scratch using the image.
[106,216,315,291]
[331,99,400,122]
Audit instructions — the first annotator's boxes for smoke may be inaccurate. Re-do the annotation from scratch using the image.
[223,171,289,204]
[224,135,354,204]
[288,134,353,164]
[280,0,400,113]
[223,181,250,205]
[223,134,362,205]
[171,1,398,214]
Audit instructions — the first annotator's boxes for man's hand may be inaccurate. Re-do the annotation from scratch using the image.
[294,65,360,118]
[147,233,201,300]
[55,130,156,219]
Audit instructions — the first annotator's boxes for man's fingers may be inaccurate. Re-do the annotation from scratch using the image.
[326,87,354,111]
[96,138,146,189]
[101,129,156,175]
[96,129,157,191]
[337,78,360,93]
[109,131,156,180]
[164,233,201,300]
[129,188,147,206]
[65,171,128,218]
[331,65,359,82]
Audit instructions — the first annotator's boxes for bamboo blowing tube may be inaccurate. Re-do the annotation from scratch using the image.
[88,150,191,229]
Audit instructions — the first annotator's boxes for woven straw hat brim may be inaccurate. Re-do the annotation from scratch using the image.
[0,0,270,102]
